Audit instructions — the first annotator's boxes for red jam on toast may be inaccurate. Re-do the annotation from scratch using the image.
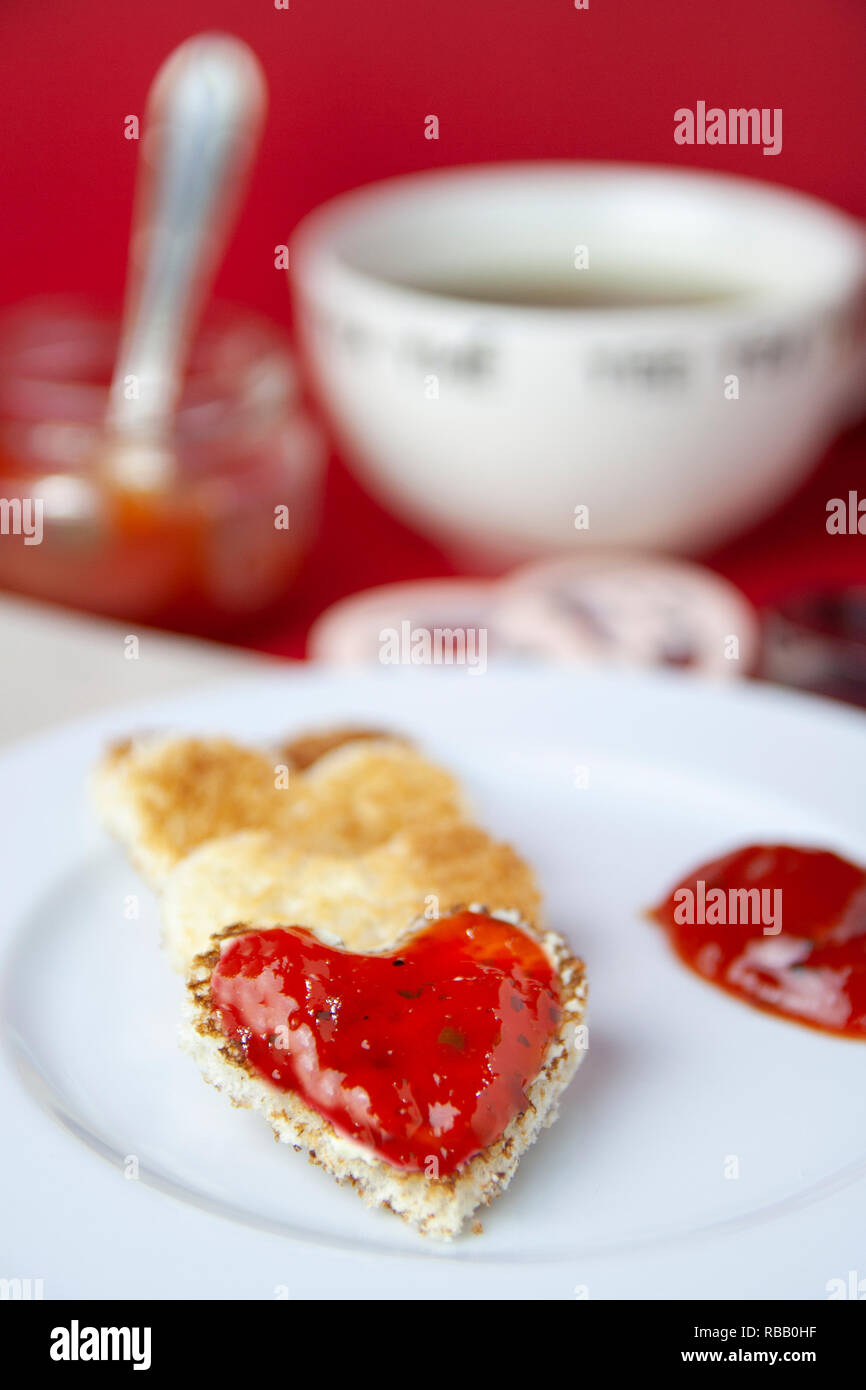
[210,910,561,1173]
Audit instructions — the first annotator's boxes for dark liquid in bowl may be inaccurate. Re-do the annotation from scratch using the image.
[400,273,747,309]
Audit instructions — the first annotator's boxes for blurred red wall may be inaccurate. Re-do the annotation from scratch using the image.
[1,0,863,653]
[1,0,863,320]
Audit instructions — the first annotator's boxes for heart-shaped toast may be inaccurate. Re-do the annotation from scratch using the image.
[94,725,589,1235]
[91,730,466,890]
[182,909,587,1239]
[161,821,542,966]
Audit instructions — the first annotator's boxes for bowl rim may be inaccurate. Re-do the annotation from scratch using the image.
[291,160,866,327]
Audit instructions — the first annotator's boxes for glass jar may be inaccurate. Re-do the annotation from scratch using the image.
[0,297,325,636]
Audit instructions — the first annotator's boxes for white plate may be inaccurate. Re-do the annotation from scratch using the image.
[1,666,865,1300]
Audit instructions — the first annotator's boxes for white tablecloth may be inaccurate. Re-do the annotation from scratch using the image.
[0,595,275,747]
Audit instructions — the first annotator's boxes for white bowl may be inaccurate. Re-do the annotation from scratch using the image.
[291,163,866,566]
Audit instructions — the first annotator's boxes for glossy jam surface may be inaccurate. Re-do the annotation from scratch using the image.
[651,844,866,1038]
[211,911,561,1173]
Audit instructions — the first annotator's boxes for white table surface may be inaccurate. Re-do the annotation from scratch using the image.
[0,595,275,747]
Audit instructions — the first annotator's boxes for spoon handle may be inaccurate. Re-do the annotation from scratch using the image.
[106,34,267,452]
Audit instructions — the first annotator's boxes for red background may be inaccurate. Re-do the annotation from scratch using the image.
[1,0,864,656]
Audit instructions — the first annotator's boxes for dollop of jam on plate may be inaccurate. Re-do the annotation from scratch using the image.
[650,844,866,1038]
[210,910,561,1173]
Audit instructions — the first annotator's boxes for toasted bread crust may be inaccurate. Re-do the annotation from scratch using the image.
[160,821,543,968]
[181,913,588,1240]
[91,732,467,891]
[93,724,590,1235]
[281,727,406,770]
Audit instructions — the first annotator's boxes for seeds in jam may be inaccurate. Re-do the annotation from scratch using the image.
[210,910,561,1173]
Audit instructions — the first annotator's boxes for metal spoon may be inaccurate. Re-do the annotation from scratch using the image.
[102,33,267,493]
